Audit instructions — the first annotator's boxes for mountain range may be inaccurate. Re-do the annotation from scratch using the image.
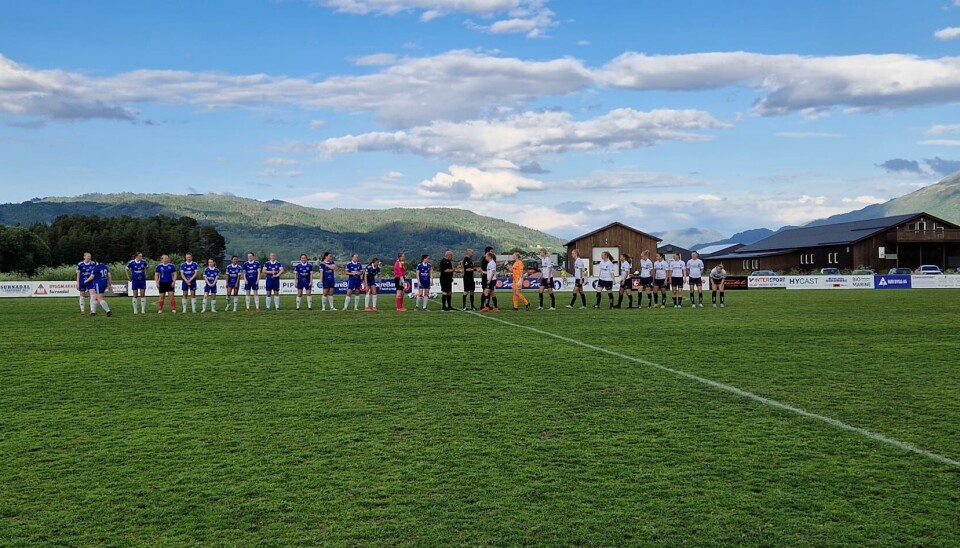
[1,170,957,261]
[0,193,564,261]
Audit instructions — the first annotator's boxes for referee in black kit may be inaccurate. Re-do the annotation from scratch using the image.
[439,250,455,311]
[478,246,494,309]
[461,248,477,311]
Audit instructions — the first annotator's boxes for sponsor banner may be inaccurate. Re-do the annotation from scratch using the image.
[721,276,750,290]
[874,275,912,290]
[0,282,35,296]
[748,276,787,289]
[31,281,81,298]
[785,275,874,290]
[911,275,960,289]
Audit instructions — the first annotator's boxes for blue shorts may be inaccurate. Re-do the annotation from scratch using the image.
[265,278,280,292]
[181,280,197,292]
[296,279,311,290]
[245,280,259,291]
[365,277,378,289]
[130,279,146,291]
[419,278,431,289]
[93,281,108,295]
[322,277,335,289]
[227,277,240,289]
[347,277,362,291]
[204,284,218,294]
[78,280,90,292]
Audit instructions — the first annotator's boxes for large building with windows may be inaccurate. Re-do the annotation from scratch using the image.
[703,212,960,275]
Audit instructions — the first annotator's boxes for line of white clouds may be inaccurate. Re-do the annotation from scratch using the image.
[313,0,556,36]
[5,49,960,126]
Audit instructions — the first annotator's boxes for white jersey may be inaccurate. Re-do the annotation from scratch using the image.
[598,260,616,282]
[686,259,704,278]
[710,268,727,281]
[653,260,668,280]
[639,258,653,278]
[574,258,588,280]
[486,259,497,281]
[620,260,632,281]
[540,256,555,278]
[669,259,685,277]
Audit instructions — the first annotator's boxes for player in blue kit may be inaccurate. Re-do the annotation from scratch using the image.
[294,254,314,311]
[262,252,284,311]
[76,252,96,315]
[344,253,363,311]
[155,255,178,314]
[125,252,148,314]
[84,259,113,317]
[319,252,337,311]
[364,257,381,311]
[201,259,220,313]
[180,254,200,313]
[415,254,432,311]
[243,252,262,312]
[224,256,242,312]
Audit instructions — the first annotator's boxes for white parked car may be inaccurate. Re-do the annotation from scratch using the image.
[915,265,943,275]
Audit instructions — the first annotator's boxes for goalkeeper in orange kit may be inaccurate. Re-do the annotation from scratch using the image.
[511,252,530,311]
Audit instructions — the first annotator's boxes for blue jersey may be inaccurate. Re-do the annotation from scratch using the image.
[92,263,111,282]
[204,267,220,285]
[294,262,313,281]
[226,264,243,281]
[263,260,283,280]
[244,261,261,281]
[365,264,381,284]
[320,261,336,280]
[180,261,199,281]
[77,260,96,280]
[126,259,148,281]
[345,261,363,278]
[417,263,432,281]
[155,263,177,283]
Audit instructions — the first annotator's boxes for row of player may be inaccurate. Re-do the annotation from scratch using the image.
[73,247,729,316]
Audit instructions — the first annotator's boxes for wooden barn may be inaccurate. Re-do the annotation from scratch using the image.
[564,222,661,277]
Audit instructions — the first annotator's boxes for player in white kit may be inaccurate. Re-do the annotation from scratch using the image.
[686,251,705,308]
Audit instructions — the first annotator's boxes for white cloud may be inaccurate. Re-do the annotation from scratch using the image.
[926,124,960,135]
[842,195,885,205]
[263,157,301,166]
[353,53,400,66]
[308,119,326,129]
[381,170,405,180]
[576,40,590,46]
[309,108,729,164]
[919,139,960,146]
[774,131,843,138]
[257,168,303,177]
[598,51,960,117]
[418,164,544,199]
[315,0,556,37]
[0,50,590,127]
[934,27,960,41]
[291,191,340,206]
[560,169,710,190]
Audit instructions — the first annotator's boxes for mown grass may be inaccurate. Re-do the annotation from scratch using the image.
[1,290,957,546]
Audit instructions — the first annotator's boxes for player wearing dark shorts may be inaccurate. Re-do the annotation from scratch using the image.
[155,255,178,313]
[461,248,477,310]
[479,246,494,309]
[439,250,455,311]
[653,253,668,308]
[224,256,242,311]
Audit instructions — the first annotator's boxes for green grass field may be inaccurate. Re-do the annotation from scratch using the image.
[1,290,958,546]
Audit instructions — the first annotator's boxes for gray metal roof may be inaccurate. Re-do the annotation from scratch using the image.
[736,213,922,253]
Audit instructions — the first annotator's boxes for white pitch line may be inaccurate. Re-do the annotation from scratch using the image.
[466,310,960,469]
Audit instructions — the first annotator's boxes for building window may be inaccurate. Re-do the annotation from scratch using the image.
[800,253,814,265]
[743,260,749,270]
[826,252,839,264]
[752,259,759,269]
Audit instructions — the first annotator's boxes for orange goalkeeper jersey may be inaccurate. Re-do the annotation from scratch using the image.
[512,259,524,282]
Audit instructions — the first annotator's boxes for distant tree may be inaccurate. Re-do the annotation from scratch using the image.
[0,225,52,274]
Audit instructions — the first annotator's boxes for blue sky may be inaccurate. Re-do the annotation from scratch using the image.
[2,0,960,238]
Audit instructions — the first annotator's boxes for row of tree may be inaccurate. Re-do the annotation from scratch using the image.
[0,215,225,274]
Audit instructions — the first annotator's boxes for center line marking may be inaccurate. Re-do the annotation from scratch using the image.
[465,309,960,469]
